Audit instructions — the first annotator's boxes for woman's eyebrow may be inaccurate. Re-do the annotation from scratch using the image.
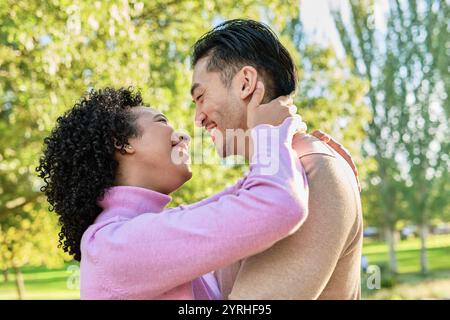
[153,113,168,121]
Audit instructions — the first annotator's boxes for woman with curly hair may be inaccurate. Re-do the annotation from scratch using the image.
[36,85,309,299]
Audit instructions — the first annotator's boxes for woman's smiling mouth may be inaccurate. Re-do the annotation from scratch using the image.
[171,138,190,156]
[176,142,189,154]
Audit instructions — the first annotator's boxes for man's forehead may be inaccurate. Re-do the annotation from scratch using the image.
[193,56,209,73]
[192,57,210,82]
[191,57,222,95]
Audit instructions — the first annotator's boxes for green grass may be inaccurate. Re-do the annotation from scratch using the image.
[363,235,450,273]
[0,263,80,300]
[363,234,450,273]
[1,234,449,299]
[362,270,450,300]
[361,234,450,299]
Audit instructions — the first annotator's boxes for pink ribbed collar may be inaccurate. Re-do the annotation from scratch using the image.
[95,186,172,223]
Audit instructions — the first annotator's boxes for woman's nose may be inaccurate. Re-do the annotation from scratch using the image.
[174,132,191,144]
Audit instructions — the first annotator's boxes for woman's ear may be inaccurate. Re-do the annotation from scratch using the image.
[239,66,258,100]
[114,139,135,155]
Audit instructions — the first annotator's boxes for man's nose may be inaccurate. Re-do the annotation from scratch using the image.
[195,111,206,128]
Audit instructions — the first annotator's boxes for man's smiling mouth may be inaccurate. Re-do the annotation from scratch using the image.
[205,123,218,142]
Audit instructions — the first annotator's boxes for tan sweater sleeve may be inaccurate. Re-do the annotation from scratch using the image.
[224,151,363,300]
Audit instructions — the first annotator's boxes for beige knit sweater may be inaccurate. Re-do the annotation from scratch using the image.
[215,134,363,300]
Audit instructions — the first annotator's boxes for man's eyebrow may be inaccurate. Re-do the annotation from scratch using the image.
[190,83,200,96]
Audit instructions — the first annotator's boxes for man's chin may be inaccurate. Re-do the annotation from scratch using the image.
[213,135,248,159]
[214,142,231,159]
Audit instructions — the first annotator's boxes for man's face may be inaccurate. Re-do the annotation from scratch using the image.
[191,57,248,158]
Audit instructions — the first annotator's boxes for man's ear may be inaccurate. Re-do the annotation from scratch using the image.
[239,66,258,100]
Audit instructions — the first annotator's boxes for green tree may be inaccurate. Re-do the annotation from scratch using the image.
[332,0,449,274]
[1,0,372,299]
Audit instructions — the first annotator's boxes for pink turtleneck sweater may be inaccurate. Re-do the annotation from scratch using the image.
[80,117,309,299]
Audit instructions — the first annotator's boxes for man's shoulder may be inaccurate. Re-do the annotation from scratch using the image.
[293,134,337,159]
[294,134,360,196]
[293,134,342,176]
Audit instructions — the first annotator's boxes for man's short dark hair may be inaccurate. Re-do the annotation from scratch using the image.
[192,19,298,100]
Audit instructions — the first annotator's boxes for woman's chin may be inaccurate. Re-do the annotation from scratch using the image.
[183,166,193,181]
[168,167,192,193]
[177,164,193,183]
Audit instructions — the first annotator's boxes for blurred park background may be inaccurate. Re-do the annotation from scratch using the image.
[0,0,449,299]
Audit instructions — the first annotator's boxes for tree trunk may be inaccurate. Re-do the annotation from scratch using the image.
[2,269,8,283]
[419,223,429,275]
[13,267,25,300]
[384,225,397,274]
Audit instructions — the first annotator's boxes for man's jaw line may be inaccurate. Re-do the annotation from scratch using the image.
[198,117,249,159]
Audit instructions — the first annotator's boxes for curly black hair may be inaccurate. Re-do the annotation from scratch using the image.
[36,87,146,261]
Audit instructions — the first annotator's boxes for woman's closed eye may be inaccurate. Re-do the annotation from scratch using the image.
[155,114,168,124]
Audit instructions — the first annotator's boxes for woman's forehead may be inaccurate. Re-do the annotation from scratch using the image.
[133,106,158,114]
[132,106,167,126]
[132,106,163,118]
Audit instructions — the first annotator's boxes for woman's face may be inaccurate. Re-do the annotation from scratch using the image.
[115,106,192,194]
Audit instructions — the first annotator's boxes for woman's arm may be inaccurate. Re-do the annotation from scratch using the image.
[177,177,246,211]
[88,116,308,298]
[85,83,309,298]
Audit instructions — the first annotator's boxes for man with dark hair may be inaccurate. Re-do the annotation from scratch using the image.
[192,19,297,100]
[191,19,363,299]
